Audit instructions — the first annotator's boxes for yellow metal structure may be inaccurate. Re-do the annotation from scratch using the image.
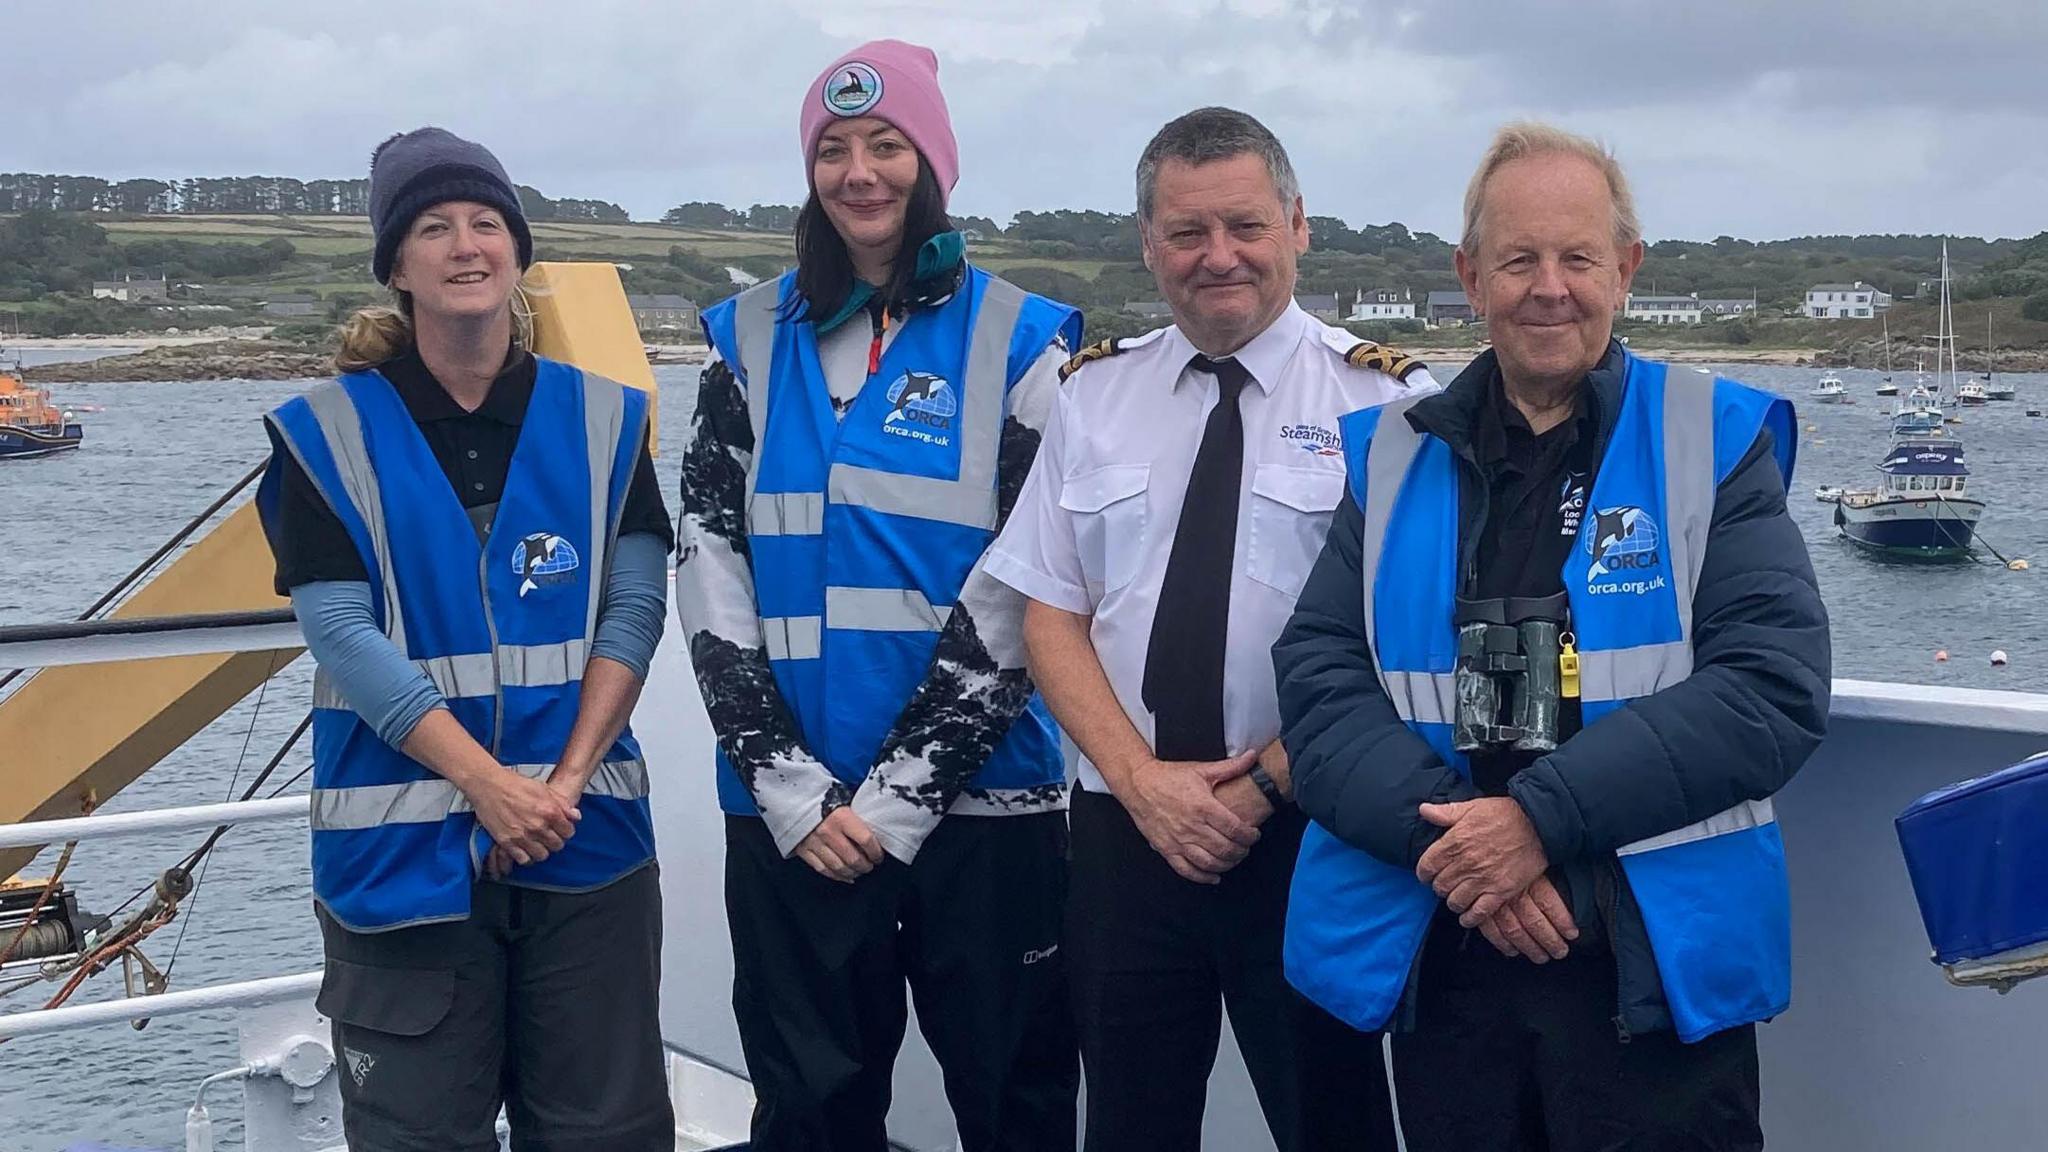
[0,263,654,880]
[524,261,660,446]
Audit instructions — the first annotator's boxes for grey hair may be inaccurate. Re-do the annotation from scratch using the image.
[1460,121,1641,257]
[1135,106,1301,224]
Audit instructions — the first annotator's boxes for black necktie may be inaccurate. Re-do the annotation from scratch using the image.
[1143,355,1251,763]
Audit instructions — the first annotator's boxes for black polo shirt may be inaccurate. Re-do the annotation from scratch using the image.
[265,347,673,595]
[1465,371,1602,794]
[1469,374,1600,602]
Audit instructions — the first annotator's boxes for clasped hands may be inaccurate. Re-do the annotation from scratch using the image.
[1416,797,1578,963]
[474,762,587,880]
[1123,745,1278,886]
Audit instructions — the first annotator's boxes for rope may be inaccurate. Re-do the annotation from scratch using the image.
[0,840,77,966]
[1928,493,2017,567]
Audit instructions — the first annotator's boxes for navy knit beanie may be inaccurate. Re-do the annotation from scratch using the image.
[367,127,534,285]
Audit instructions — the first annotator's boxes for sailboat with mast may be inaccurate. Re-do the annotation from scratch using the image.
[1985,310,2015,400]
[1839,240,1984,559]
[1876,312,1899,396]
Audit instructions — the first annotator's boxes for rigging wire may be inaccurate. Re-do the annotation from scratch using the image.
[160,649,284,983]
[0,459,265,698]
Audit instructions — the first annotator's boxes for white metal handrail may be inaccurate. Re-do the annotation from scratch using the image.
[0,794,309,850]
[0,617,302,671]
[0,971,322,1040]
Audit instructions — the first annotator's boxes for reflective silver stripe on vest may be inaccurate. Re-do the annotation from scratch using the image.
[825,586,952,632]
[750,491,826,536]
[954,275,1027,496]
[1617,798,1776,856]
[295,380,409,656]
[762,615,823,661]
[827,464,998,530]
[309,758,652,831]
[310,779,459,830]
[1382,669,1457,726]
[1575,645,1688,705]
[1355,399,1429,692]
[729,279,785,511]
[311,640,591,711]
[580,370,634,641]
[1659,367,1718,649]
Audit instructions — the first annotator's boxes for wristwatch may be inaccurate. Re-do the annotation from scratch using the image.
[1248,761,1286,809]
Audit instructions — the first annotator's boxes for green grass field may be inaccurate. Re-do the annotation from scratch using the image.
[22,213,2046,357]
[83,214,1099,274]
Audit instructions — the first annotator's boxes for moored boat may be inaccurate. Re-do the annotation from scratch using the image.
[1835,437,1982,560]
[1811,372,1847,403]
[1891,386,1947,438]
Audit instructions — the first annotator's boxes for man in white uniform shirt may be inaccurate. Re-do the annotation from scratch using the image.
[987,107,1424,1152]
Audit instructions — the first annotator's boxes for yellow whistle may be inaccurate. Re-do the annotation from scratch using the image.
[1559,633,1581,699]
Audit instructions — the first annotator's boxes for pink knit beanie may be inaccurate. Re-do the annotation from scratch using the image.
[799,39,959,203]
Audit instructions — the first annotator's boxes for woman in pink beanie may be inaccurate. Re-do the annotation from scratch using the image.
[680,37,1085,1152]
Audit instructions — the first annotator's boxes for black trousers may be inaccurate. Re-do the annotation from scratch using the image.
[1392,912,1763,1152]
[314,865,673,1152]
[725,811,1076,1152]
[1066,787,1396,1152]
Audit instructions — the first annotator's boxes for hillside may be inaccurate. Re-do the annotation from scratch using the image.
[6,210,2048,365]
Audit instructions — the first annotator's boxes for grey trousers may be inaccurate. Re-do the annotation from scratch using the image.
[314,865,673,1152]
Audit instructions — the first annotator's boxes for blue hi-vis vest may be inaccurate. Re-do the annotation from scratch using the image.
[1285,349,1798,1043]
[259,357,656,931]
[700,268,1081,813]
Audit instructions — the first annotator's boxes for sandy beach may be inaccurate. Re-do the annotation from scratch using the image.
[6,328,274,351]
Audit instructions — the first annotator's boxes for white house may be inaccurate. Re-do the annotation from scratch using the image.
[1624,293,1703,324]
[1699,297,1758,322]
[1805,282,1892,319]
[1347,287,1415,322]
[91,275,168,303]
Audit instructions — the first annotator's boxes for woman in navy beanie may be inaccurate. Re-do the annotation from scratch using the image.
[258,127,676,1151]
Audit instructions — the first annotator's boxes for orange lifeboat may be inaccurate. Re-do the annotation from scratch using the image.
[0,355,86,458]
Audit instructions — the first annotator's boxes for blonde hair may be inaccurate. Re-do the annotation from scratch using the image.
[334,278,540,373]
[1460,121,1640,257]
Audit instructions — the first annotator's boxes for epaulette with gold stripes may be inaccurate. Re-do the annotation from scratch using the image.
[1059,338,1124,382]
[1345,340,1428,382]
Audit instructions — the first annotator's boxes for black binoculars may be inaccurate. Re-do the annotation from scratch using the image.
[1452,593,1569,754]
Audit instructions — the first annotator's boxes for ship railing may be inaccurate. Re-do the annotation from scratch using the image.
[0,610,764,1149]
[0,608,315,1043]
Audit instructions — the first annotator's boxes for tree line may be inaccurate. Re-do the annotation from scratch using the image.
[0,173,628,222]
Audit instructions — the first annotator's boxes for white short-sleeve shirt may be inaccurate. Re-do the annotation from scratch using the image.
[986,302,1434,792]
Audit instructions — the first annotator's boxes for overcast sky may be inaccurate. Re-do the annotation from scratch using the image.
[10,0,2043,242]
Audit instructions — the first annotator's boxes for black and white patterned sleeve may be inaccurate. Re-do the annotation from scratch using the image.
[676,350,849,856]
[850,340,1071,862]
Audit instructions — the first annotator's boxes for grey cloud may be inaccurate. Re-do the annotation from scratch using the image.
[5,0,2045,239]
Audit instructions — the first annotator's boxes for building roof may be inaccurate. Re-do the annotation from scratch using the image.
[1629,295,1700,307]
[1808,283,1878,293]
[1295,293,1341,310]
[627,294,697,309]
[1425,290,1471,307]
[1698,299,1754,309]
[1123,301,1174,317]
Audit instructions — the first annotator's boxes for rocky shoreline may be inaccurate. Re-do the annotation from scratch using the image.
[22,341,336,383]
[20,336,2048,384]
